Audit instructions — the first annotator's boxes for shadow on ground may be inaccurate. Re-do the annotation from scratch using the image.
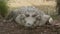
[0,18,60,34]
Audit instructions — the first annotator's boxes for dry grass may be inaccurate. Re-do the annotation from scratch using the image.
[7,0,57,15]
[7,0,56,7]
[35,5,57,15]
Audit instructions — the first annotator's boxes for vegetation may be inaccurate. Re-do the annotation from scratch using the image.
[0,0,8,17]
[56,0,60,15]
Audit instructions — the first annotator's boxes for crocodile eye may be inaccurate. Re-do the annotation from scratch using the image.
[32,14,37,17]
[25,14,29,17]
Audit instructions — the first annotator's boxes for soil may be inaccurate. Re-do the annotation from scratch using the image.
[0,18,60,34]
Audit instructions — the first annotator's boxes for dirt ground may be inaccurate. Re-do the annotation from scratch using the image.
[0,18,60,34]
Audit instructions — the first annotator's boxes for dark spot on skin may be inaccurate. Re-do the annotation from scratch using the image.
[32,14,37,17]
[34,21,36,24]
[25,14,29,17]
[20,15,25,20]
[28,23,31,25]
[36,17,41,20]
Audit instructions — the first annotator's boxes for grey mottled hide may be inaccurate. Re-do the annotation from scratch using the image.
[6,6,53,28]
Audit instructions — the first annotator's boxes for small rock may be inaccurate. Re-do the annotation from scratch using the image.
[3,20,7,23]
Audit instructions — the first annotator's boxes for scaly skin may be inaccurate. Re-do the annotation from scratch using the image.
[6,6,53,28]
